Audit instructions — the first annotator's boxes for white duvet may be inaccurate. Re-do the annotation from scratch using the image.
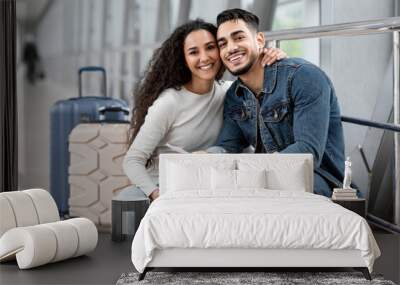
[131,190,380,273]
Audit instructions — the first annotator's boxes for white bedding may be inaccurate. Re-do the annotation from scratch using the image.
[131,190,380,273]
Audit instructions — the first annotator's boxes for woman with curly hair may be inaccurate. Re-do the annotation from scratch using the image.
[123,19,285,201]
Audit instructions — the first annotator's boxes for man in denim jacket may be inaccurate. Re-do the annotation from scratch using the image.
[209,9,345,197]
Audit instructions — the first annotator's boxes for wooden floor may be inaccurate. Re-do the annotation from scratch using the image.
[0,232,399,285]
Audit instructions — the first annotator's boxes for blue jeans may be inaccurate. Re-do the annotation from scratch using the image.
[314,173,332,197]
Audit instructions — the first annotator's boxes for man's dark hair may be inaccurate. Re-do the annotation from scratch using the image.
[216,8,259,31]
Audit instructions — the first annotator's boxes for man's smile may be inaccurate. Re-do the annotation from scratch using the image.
[227,51,246,65]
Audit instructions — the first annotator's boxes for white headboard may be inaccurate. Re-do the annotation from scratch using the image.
[159,154,314,194]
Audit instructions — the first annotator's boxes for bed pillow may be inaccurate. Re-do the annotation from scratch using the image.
[211,168,268,191]
[266,164,307,191]
[166,160,236,192]
[167,162,211,191]
[236,169,267,189]
[211,168,236,190]
[238,159,309,192]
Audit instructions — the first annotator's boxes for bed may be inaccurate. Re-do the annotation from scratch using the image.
[131,154,380,280]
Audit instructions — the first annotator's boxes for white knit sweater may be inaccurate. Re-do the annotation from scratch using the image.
[123,80,232,196]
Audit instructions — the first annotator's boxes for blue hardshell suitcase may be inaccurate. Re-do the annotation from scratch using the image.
[50,66,129,215]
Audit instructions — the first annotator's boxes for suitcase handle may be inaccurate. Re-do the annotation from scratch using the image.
[98,106,130,123]
[78,66,107,98]
[98,106,130,115]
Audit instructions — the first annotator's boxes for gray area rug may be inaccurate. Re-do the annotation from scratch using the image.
[116,271,396,285]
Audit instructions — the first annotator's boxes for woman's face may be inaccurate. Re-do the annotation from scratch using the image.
[183,29,222,82]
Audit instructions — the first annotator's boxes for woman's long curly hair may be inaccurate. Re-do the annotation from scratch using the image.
[128,19,225,147]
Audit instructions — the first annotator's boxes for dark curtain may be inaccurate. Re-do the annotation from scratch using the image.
[0,0,17,192]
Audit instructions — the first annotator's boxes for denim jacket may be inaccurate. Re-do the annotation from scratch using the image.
[212,58,345,192]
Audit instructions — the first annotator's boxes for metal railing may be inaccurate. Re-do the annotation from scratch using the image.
[264,17,400,228]
[265,17,400,41]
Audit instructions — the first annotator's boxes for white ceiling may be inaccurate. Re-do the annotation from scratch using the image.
[16,0,50,22]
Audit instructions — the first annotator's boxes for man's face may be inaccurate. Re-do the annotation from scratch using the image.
[217,19,264,76]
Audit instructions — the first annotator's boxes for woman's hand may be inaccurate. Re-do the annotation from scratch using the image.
[260,47,287,67]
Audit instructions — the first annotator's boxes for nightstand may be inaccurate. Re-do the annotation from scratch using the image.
[111,187,150,242]
[332,198,366,218]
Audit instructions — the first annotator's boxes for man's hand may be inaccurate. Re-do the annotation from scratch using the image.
[149,188,160,201]
[260,47,287,67]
